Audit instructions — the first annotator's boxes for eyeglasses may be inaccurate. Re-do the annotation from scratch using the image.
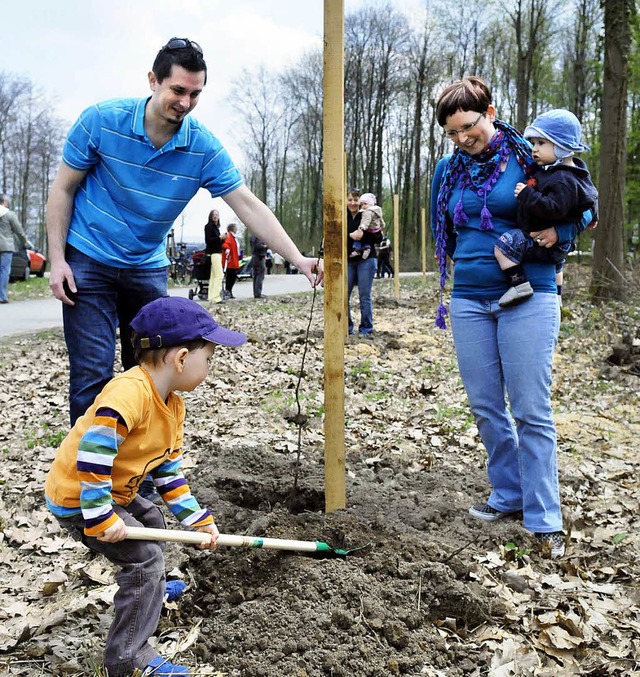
[162,38,203,55]
[443,112,485,139]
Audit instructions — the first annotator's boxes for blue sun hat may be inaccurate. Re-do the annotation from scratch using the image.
[524,109,590,160]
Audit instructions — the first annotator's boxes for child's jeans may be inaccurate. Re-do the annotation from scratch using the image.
[56,496,167,677]
[495,228,572,266]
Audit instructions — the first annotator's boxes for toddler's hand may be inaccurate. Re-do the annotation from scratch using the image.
[97,517,127,543]
[196,523,220,550]
[514,183,526,197]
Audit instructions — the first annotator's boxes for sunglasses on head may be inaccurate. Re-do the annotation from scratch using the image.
[162,38,203,55]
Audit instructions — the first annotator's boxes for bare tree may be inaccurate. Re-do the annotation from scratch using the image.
[508,0,556,130]
[591,0,634,300]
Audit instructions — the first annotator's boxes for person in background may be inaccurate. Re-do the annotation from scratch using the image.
[204,208,224,304]
[44,296,247,677]
[265,249,273,275]
[46,37,322,428]
[250,233,268,298]
[431,76,583,558]
[272,251,284,274]
[346,187,380,336]
[350,192,384,260]
[0,194,32,304]
[376,235,394,278]
[222,223,240,299]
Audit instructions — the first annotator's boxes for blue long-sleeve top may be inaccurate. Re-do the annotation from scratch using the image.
[430,153,578,300]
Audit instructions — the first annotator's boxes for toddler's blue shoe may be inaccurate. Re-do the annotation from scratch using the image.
[142,655,190,675]
[165,579,187,602]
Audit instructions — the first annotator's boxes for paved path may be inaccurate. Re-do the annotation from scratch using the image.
[0,274,313,339]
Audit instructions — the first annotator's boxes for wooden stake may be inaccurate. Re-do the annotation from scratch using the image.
[421,207,427,285]
[393,193,400,300]
[323,0,346,512]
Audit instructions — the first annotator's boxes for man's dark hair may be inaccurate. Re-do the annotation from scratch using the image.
[152,38,207,85]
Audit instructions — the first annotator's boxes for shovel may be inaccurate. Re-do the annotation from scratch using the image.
[125,526,368,557]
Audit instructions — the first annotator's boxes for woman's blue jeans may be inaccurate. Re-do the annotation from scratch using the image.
[347,257,377,334]
[450,293,562,533]
[63,246,168,424]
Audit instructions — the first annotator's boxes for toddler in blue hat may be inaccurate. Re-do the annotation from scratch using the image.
[494,109,598,307]
[45,296,247,676]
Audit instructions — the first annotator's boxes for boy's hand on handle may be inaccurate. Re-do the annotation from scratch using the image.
[514,182,526,197]
[97,517,128,543]
[196,523,220,550]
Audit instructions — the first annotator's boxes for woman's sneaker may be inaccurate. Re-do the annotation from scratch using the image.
[469,502,519,522]
[142,656,190,675]
[535,532,565,558]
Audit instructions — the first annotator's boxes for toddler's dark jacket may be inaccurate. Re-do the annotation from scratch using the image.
[516,158,598,236]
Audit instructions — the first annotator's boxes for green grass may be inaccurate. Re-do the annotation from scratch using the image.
[26,425,66,449]
[348,359,374,378]
[7,276,50,301]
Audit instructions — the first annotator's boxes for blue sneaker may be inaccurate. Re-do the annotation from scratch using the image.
[142,656,190,675]
[165,580,187,602]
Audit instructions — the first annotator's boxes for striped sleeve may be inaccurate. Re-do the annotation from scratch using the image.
[79,407,127,536]
[153,448,213,528]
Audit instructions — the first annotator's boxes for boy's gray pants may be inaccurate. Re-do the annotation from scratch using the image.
[56,495,167,677]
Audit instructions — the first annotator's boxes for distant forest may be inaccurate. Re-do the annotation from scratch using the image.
[2,0,637,298]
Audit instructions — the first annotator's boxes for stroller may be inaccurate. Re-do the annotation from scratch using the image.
[188,250,211,300]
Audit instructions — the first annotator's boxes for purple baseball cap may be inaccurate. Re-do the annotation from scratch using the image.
[130,296,247,349]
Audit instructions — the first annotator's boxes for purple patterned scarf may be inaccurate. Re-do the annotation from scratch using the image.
[434,119,534,328]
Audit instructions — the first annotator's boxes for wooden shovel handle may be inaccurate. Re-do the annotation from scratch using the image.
[125,526,324,552]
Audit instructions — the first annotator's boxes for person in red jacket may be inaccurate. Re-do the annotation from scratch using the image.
[221,222,240,299]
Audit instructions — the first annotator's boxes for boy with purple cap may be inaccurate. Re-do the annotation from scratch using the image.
[44,296,246,676]
[494,109,598,307]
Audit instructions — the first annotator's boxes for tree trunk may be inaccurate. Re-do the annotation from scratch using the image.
[590,0,632,300]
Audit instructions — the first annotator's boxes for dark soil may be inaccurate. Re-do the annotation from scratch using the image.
[177,442,518,676]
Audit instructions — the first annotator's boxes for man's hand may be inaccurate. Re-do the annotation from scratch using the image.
[514,182,526,197]
[296,257,324,286]
[97,517,128,543]
[350,229,364,241]
[49,260,78,305]
[196,523,220,550]
[529,227,558,248]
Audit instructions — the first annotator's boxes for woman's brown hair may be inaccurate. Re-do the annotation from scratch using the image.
[435,76,492,127]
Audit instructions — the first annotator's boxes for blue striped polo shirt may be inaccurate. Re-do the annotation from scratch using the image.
[63,97,244,268]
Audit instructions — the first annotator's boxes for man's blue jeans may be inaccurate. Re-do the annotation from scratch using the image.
[348,256,377,334]
[450,293,562,533]
[63,246,168,424]
[0,251,12,302]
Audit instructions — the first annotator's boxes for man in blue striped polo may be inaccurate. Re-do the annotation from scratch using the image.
[46,38,322,426]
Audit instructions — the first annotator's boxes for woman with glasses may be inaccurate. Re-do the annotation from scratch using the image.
[430,76,568,559]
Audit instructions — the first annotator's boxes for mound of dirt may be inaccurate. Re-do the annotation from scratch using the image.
[168,442,525,676]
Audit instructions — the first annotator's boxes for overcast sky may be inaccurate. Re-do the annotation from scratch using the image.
[3,0,423,242]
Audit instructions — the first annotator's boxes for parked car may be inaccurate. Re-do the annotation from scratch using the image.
[10,248,47,281]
